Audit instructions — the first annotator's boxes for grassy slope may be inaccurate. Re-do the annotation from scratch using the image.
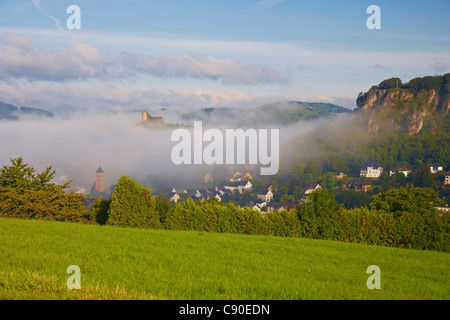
[0,218,448,300]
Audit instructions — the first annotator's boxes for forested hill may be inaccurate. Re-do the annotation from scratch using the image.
[0,101,54,120]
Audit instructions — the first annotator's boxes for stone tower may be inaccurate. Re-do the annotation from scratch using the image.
[95,166,105,193]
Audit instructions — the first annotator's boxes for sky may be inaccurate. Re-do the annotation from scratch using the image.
[0,0,448,112]
[0,0,449,191]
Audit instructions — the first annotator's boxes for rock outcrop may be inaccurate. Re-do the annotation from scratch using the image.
[356,87,449,135]
[142,111,165,124]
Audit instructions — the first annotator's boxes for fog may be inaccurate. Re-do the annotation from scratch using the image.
[0,106,363,194]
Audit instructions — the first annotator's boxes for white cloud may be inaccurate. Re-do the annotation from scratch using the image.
[0,33,287,85]
[122,52,287,85]
[0,33,115,80]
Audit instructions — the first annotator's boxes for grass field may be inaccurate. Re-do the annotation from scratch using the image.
[0,217,449,300]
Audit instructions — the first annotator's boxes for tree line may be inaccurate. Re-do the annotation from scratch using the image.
[1,158,448,252]
[92,176,450,252]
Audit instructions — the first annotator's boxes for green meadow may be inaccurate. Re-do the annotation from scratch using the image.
[0,217,448,300]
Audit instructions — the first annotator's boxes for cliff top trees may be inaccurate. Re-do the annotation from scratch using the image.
[378,77,403,89]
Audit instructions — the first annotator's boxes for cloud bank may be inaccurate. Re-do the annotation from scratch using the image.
[0,33,287,85]
[0,109,358,193]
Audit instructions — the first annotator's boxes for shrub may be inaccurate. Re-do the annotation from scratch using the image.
[266,210,301,238]
[295,189,342,240]
[338,207,449,252]
[107,175,160,229]
[368,185,444,216]
[89,197,111,225]
[0,157,89,223]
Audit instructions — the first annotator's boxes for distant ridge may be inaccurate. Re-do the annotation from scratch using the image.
[180,101,350,126]
[0,101,54,120]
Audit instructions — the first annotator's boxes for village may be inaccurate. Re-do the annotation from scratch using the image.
[84,109,450,213]
[88,160,450,214]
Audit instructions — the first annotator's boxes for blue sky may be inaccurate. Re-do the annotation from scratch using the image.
[0,0,448,112]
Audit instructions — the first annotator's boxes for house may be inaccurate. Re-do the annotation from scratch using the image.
[360,161,383,178]
[266,202,298,213]
[336,171,346,179]
[252,200,267,212]
[389,166,412,177]
[254,188,273,202]
[398,167,412,177]
[230,171,242,181]
[230,171,253,182]
[184,189,202,200]
[211,187,232,202]
[342,179,372,192]
[168,188,180,203]
[304,183,322,195]
[197,188,215,201]
[216,187,232,201]
[241,172,253,181]
[300,183,322,202]
[445,171,450,185]
[429,163,443,174]
[224,180,252,194]
[214,186,231,195]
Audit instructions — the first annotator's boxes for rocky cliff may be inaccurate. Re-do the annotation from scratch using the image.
[355,82,449,135]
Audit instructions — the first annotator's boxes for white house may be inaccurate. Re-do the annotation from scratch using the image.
[300,183,322,202]
[255,189,273,202]
[390,167,412,177]
[304,183,322,195]
[444,171,450,185]
[336,171,346,179]
[224,181,252,194]
[168,188,180,203]
[360,161,384,178]
[429,163,443,174]
[398,167,412,177]
[252,201,267,212]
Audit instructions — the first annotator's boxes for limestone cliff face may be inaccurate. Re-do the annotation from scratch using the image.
[356,88,449,135]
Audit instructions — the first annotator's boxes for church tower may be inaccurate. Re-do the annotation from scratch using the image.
[95,166,105,193]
